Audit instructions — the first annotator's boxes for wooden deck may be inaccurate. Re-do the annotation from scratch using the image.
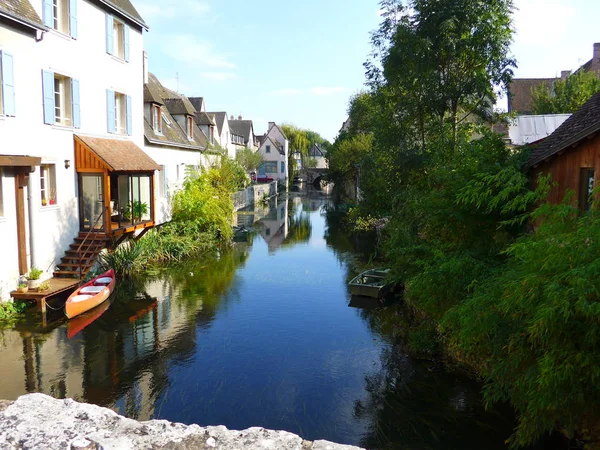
[11,278,79,314]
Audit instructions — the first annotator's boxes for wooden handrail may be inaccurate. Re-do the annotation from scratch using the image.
[76,207,107,280]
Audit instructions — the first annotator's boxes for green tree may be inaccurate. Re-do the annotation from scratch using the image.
[235,148,264,173]
[531,70,600,114]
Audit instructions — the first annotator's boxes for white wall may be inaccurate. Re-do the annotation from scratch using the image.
[143,145,213,225]
[0,0,146,298]
[258,137,287,182]
[265,125,289,180]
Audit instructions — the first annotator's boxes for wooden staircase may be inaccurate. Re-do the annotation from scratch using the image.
[53,232,108,279]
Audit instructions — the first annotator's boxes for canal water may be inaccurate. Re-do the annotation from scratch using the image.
[0,195,559,449]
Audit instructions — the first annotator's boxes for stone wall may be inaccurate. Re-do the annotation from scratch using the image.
[232,181,278,211]
[0,394,363,450]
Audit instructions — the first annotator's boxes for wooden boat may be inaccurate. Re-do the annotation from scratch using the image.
[65,269,115,319]
[348,269,394,299]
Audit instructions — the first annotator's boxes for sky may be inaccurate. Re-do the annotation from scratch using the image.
[136,0,600,142]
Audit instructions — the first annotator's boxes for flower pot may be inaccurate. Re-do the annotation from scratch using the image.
[28,279,42,290]
[17,286,28,293]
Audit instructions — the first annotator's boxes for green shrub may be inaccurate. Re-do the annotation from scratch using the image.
[98,240,146,277]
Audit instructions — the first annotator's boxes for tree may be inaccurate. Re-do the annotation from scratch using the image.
[531,70,600,114]
[235,148,264,173]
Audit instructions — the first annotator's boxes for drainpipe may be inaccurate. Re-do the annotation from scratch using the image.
[27,175,37,270]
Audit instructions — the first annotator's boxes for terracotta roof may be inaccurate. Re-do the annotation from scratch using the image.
[507,78,556,114]
[99,0,147,29]
[75,135,160,172]
[0,0,45,30]
[528,90,600,168]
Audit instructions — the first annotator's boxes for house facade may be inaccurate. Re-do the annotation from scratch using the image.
[307,143,328,169]
[257,122,288,181]
[528,91,600,210]
[143,72,218,225]
[0,0,156,299]
[206,111,237,158]
[229,116,258,154]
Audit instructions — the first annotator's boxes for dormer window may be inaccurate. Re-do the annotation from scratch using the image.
[187,116,193,139]
[152,105,162,134]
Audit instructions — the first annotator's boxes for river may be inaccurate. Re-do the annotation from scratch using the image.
[0,194,562,449]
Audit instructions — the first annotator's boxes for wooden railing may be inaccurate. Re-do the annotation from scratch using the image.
[76,207,107,280]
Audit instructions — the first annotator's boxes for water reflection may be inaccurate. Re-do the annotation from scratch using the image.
[0,194,560,449]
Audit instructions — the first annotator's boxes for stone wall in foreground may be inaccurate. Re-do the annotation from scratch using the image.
[0,394,363,450]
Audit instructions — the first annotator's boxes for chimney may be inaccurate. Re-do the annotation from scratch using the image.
[238,115,242,120]
[230,115,234,120]
[593,43,600,73]
[143,51,149,84]
[268,122,275,130]
[561,70,571,80]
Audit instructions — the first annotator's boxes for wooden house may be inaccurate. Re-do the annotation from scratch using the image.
[528,90,600,211]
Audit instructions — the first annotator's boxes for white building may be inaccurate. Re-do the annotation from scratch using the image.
[206,111,237,158]
[257,122,289,182]
[0,0,158,299]
[143,72,219,225]
[307,143,328,169]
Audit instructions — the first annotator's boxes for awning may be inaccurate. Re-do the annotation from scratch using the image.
[75,135,160,172]
[0,155,42,167]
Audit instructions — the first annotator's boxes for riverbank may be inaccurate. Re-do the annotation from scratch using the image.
[0,394,362,450]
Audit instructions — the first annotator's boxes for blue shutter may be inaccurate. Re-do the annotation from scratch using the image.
[69,0,78,38]
[1,52,16,116]
[71,79,80,128]
[106,90,115,133]
[105,15,114,55]
[281,161,285,174]
[42,0,53,27]
[124,25,130,62]
[42,70,55,125]
[126,95,132,135]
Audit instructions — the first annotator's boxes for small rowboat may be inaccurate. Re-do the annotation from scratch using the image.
[348,269,394,299]
[65,269,115,319]
[67,300,110,339]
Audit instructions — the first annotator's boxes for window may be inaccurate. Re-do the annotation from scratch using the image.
[266,145,271,154]
[42,71,79,127]
[0,168,4,217]
[281,161,285,173]
[162,112,171,125]
[0,51,15,116]
[43,0,77,38]
[264,162,277,173]
[152,105,162,133]
[40,164,57,206]
[187,116,193,139]
[159,165,168,198]
[106,89,131,135]
[106,15,130,61]
[580,168,595,212]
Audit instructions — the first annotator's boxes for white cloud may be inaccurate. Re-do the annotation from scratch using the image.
[161,35,236,69]
[513,0,575,47]
[270,87,349,97]
[136,0,210,20]
[200,72,237,81]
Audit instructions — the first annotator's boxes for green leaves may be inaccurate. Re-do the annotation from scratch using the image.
[532,70,600,115]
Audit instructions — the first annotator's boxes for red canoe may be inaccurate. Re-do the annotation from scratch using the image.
[65,269,116,319]
[67,300,110,339]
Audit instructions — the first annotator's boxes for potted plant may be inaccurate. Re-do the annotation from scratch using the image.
[38,280,50,292]
[41,198,48,206]
[16,281,28,294]
[27,267,44,290]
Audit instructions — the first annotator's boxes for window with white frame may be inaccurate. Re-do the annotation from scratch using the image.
[42,0,76,37]
[106,15,129,61]
[42,70,80,127]
[187,116,193,139]
[0,168,4,217]
[152,105,162,133]
[52,0,69,34]
[40,164,57,206]
[53,74,73,126]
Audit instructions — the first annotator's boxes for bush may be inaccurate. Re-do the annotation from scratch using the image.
[98,240,146,277]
